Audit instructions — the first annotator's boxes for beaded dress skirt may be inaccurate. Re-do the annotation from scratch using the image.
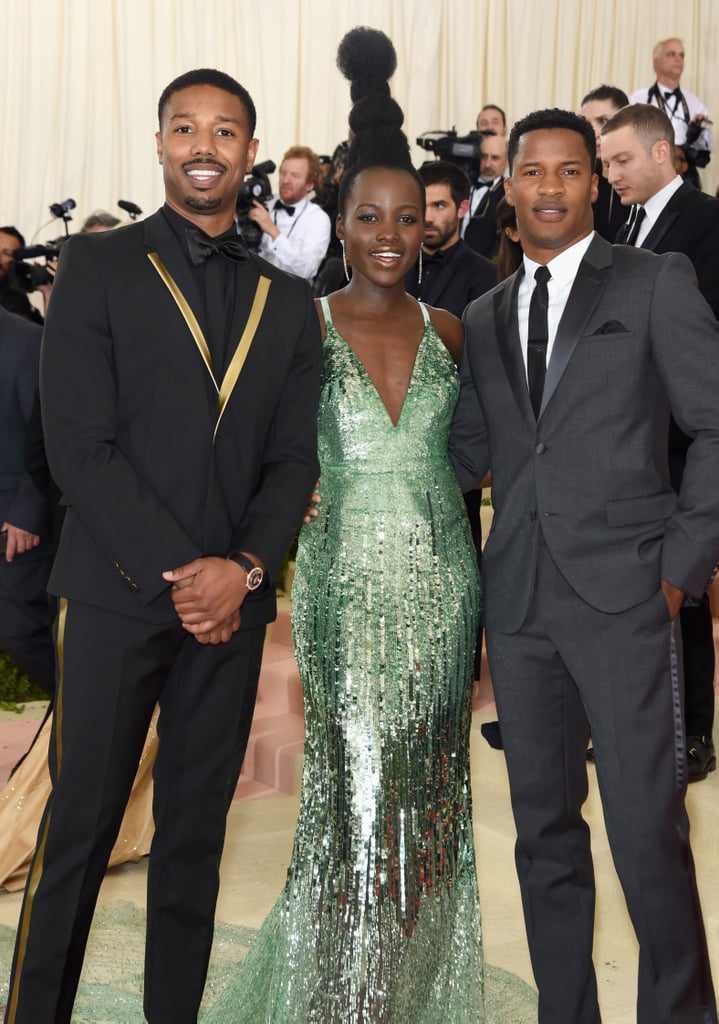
[207,300,483,1022]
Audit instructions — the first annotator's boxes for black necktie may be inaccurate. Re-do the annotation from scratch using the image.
[185,227,249,266]
[527,265,551,419]
[623,206,646,246]
[274,200,295,216]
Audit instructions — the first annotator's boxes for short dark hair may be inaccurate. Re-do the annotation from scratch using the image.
[418,161,471,209]
[601,103,674,149]
[478,103,507,127]
[157,68,257,135]
[580,85,629,110]
[508,108,596,173]
[0,225,25,247]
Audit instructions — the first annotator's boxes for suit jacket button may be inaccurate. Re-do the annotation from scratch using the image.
[535,442,546,455]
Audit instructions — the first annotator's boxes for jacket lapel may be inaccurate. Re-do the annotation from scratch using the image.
[214,264,271,439]
[142,212,271,434]
[143,212,216,385]
[540,234,612,419]
[495,268,536,430]
[640,181,689,251]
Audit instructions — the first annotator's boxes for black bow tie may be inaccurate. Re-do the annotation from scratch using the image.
[665,87,682,99]
[423,249,444,266]
[185,226,249,266]
[274,200,296,216]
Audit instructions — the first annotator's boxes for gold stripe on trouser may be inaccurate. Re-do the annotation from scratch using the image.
[6,597,68,1023]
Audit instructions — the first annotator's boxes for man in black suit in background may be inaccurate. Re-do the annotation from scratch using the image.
[462,132,508,259]
[406,160,496,317]
[0,306,55,696]
[603,103,719,313]
[4,68,321,1024]
[602,102,719,782]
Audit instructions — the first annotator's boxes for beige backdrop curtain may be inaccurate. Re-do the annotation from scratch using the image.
[1,0,716,241]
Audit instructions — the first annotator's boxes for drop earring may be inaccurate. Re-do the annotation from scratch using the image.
[341,239,350,282]
[417,247,423,285]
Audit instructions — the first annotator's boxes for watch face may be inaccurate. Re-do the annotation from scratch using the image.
[246,566,264,590]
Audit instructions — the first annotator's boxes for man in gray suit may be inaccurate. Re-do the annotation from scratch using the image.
[450,108,719,1023]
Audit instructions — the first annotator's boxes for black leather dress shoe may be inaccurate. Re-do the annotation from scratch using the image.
[687,736,716,782]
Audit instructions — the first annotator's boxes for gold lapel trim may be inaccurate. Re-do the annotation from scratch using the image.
[215,275,271,439]
[147,251,217,391]
[147,253,271,438]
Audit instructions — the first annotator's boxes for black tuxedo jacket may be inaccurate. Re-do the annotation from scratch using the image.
[625,180,719,317]
[40,210,321,625]
[0,306,49,550]
[624,181,719,483]
[450,235,719,632]
[464,179,504,260]
[405,239,497,318]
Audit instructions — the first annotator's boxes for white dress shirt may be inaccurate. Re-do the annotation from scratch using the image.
[631,174,684,247]
[258,197,331,280]
[629,83,712,150]
[517,233,595,381]
[461,175,503,238]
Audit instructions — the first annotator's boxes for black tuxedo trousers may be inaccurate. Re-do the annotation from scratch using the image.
[6,599,265,1024]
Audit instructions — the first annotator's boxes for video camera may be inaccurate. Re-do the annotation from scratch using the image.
[8,196,77,293]
[236,160,275,250]
[9,236,69,293]
[416,130,483,177]
[682,117,712,169]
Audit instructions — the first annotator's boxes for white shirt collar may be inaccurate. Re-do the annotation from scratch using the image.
[522,231,595,287]
[642,175,683,225]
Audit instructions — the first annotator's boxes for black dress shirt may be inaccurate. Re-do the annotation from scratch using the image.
[405,238,497,318]
[162,205,244,376]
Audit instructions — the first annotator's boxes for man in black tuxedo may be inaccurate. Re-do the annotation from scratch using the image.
[451,108,719,1023]
[462,132,508,259]
[406,160,496,317]
[0,306,55,696]
[3,69,321,1024]
[602,102,719,782]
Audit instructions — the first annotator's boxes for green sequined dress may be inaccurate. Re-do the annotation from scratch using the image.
[208,298,483,1022]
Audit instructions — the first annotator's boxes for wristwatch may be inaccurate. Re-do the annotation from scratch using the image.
[227,551,265,591]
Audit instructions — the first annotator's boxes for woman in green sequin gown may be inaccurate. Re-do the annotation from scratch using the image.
[207,211,485,1024]
[205,28,487,1024]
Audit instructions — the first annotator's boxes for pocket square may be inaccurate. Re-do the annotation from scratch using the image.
[592,320,628,335]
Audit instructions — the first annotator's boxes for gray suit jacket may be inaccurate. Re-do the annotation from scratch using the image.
[450,233,719,633]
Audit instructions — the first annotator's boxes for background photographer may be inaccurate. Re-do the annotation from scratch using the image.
[629,37,712,183]
[248,144,330,280]
[0,227,45,324]
[461,131,508,259]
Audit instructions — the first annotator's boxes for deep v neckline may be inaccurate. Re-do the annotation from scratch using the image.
[324,300,430,429]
